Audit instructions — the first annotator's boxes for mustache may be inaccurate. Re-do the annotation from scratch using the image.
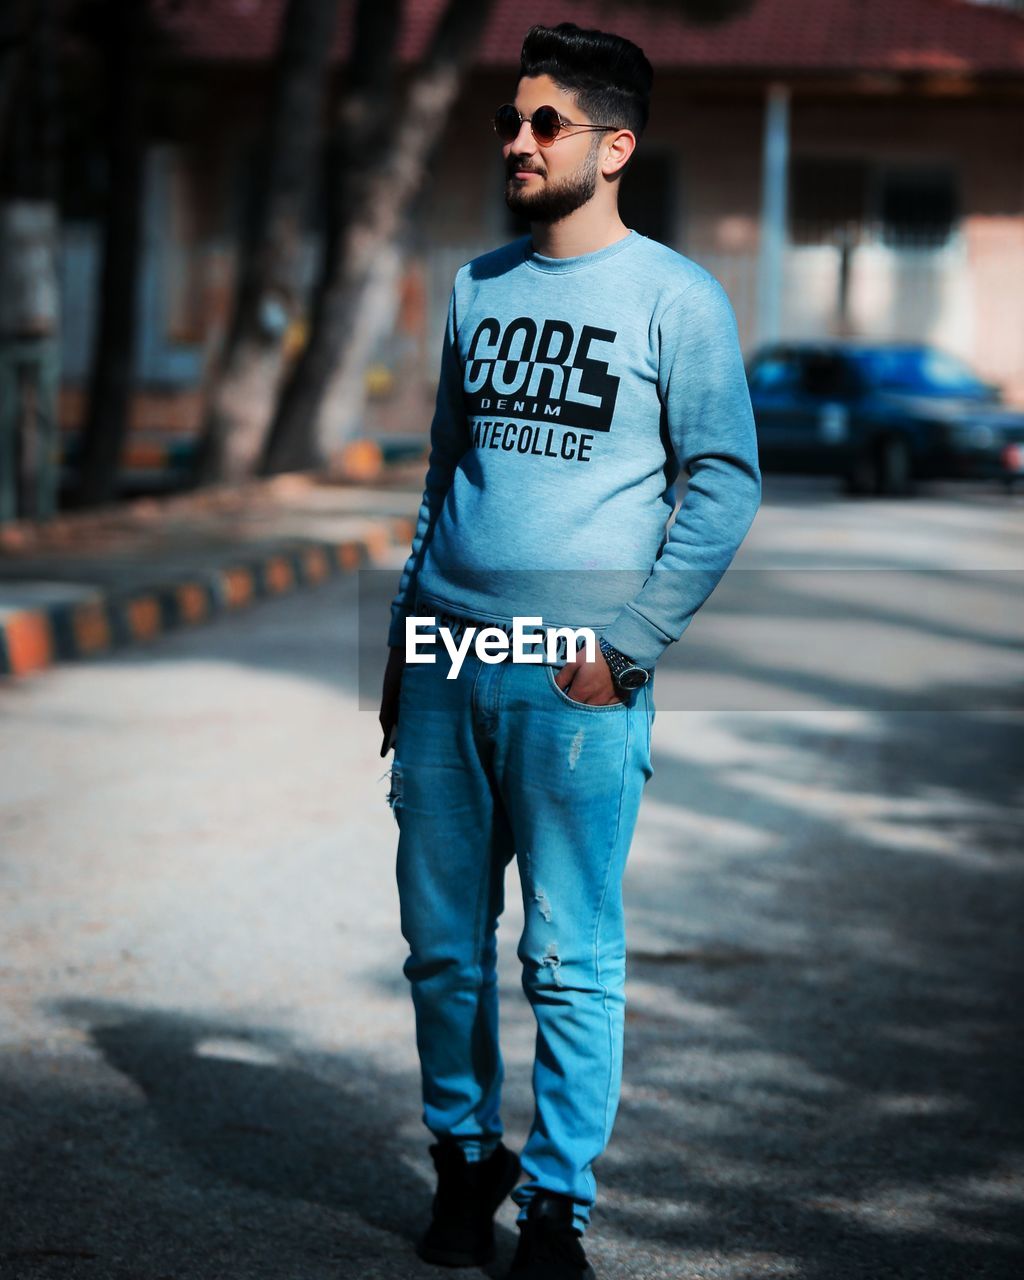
[507,160,545,177]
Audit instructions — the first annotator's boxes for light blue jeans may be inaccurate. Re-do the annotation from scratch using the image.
[389,634,655,1235]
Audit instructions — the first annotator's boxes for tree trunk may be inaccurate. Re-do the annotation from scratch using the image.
[191,0,341,487]
[73,0,145,508]
[0,0,61,523]
[259,0,496,475]
[317,237,404,449]
[0,2,33,167]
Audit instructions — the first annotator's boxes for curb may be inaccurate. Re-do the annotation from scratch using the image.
[0,516,415,679]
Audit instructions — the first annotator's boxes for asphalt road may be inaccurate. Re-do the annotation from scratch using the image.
[2,476,1023,1279]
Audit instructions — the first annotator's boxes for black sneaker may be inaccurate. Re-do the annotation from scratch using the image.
[507,1191,597,1279]
[416,1138,522,1267]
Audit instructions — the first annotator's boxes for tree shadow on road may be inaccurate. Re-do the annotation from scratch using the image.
[0,1000,519,1279]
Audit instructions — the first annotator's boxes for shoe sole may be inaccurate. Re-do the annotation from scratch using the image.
[415,1150,522,1267]
[508,1244,598,1278]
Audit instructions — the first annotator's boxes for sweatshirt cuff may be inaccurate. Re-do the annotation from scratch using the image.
[600,607,678,671]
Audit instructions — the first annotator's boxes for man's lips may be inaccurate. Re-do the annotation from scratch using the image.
[510,169,543,179]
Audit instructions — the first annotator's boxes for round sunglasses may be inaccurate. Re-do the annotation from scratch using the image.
[493,103,617,147]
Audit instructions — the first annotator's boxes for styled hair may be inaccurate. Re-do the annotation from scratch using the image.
[518,22,654,141]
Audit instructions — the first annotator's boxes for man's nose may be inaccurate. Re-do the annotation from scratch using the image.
[510,117,537,153]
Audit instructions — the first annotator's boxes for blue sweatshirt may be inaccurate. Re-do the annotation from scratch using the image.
[388,230,761,669]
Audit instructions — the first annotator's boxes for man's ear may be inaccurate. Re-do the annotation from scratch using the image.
[602,128,636,178]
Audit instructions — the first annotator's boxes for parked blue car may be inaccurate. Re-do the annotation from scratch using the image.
[746,341,1024,496]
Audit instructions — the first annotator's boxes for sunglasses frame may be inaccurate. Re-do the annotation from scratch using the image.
[493,103,618,148]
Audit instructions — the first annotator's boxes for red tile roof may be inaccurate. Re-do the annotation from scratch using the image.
[149,0,1024,75]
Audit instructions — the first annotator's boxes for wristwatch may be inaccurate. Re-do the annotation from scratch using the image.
[598,637,650,690]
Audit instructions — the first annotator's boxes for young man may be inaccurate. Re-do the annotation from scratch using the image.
[379,22,761,1279]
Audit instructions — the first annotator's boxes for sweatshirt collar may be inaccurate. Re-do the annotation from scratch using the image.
[523,229,641,274]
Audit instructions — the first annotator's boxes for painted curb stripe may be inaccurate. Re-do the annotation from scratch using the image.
[264,555,294,595]
[127,595,162,641]
[300,545,331,584]
[221,566,255,609]
[0,524,407,678]
[175,582,209,624]
[336,541,364,571]
[3,610,55,675]
[72,601,113,655]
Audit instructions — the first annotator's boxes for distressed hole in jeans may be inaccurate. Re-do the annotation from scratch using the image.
[541,941,563,987]
[533,885,553,923]
[384,763,403,816]
[523,850,553,923]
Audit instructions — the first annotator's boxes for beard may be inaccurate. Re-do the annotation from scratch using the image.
[504,138,601,224]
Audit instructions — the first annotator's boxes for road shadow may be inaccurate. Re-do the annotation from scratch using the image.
[0,1000,519,1279]
[599,704,1024,1279]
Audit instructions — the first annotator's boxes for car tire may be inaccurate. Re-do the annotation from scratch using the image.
[876,434,915,497]
[842,454,875,497]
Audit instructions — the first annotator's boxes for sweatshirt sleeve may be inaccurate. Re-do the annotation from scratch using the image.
[387,280,470,647]
[599,275,762,669]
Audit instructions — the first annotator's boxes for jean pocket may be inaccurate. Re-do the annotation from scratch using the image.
[544,662,630,712]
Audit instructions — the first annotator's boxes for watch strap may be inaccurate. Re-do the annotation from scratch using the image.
[599,636,650,688]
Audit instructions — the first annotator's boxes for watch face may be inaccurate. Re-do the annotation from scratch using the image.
[619,667,649,689]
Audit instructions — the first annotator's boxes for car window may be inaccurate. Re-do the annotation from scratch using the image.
[799,353,857,399]
[853,348,991,398]
[748,354,801,393]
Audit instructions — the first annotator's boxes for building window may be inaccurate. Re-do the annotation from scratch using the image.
[790,157,957,249]
[790,157,868,246]
[877,167,957,249]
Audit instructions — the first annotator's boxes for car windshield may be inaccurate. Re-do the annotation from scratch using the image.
[853,348,994,399]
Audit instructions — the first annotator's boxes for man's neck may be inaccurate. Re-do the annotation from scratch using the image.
[529,209,631,260]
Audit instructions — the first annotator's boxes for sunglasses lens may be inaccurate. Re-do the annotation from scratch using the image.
[532,106,561,143]
[494,105,520,142]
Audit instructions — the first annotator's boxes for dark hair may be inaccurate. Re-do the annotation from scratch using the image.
[519,22,654,142]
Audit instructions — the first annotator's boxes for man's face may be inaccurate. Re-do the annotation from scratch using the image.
[502,74,606,224]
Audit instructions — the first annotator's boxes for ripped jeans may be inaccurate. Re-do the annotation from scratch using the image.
[388,632,655,1236]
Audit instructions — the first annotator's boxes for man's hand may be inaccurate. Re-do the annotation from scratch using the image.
[379,645,407,756]
[554,641,626,706]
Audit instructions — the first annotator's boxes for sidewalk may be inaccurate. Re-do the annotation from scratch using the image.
[0,468,424,679]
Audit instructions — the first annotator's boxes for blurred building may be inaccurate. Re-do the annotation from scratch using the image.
[57,0,1024,456]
